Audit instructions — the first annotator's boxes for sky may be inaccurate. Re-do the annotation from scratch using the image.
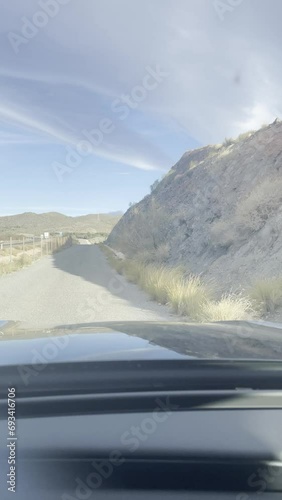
[1,0,282,216]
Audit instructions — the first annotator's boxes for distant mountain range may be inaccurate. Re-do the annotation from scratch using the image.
[0,212,122,237]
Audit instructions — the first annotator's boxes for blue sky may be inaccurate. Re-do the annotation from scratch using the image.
[1,0,281,215]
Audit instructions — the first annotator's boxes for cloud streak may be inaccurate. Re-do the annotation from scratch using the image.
[1,0,282,170]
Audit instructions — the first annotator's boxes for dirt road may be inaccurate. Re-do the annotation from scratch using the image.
[0,244,174,329]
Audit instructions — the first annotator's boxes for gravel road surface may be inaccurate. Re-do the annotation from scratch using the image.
[0,244,174,329]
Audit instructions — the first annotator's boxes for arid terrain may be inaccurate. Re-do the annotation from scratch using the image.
[0,211,122,238]
[107,121,282,322]
[108,121,282,294]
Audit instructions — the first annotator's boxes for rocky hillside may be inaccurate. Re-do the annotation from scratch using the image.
[0,212,121,238]
[108,120,282,294]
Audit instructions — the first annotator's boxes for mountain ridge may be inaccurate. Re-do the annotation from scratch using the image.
[108,120,282,294]
[0,211,121,237]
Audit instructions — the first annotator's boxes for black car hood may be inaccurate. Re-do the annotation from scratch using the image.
[0,329,191,366]
[0,320,282,362]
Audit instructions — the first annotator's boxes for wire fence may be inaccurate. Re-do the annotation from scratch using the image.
[0,235,71,273]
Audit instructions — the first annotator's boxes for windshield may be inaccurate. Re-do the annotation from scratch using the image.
[0,0,282,361]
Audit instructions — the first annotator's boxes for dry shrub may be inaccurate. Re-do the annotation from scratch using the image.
[236,130,255,142]
[139,265,184,305]
[250,278,282,313]
[136,243,170,264]
[167,275,211,320]
[200,294,253,322]
[101,245,255,323]
[235,177,282,233]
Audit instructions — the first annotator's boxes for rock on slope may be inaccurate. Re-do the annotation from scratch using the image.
[108,120,282,294]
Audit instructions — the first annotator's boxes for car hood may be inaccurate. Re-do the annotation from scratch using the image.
[0,320,282,364]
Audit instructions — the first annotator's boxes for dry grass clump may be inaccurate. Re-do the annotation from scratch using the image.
[236,130,255,142]
[0,238,71,276]
[249,278,282,314]
[139,265,184,305]
[0,257,30,275]
[101,245,257,322]
[167,275,211,319]
[200,294,253,322]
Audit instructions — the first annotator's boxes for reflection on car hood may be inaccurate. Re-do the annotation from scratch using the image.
[0,330,191,366]
[0,320,282,363]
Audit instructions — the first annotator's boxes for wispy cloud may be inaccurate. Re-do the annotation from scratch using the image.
[1,1,282,172]
[0,65,171,171]
[0,67,117,99]
[0,102,76,145]
[2,0,282,213]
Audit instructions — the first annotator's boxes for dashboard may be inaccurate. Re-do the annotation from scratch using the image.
[0,359,282,499]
